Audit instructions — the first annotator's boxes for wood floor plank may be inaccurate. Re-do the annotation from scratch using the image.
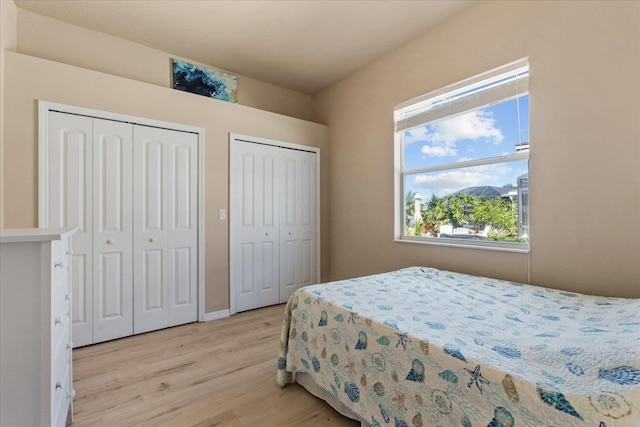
[72,304,359,426]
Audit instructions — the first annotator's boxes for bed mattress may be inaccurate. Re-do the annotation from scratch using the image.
[277,267,640,426]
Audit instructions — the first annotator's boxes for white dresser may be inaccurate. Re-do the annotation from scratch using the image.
[0,228,76,426]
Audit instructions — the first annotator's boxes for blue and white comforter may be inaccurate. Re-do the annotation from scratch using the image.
[277,267,640,426]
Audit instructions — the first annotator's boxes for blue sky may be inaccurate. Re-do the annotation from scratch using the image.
[403,95,529,199]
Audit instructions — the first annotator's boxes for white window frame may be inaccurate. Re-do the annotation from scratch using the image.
[394,59,530,253]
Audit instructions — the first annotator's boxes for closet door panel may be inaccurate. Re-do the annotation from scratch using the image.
[143,141,164,231]
[301,238,314,285]
[279,149,317,302]
[297,152,317,289]
[143,250,164,309]
[280,239,296,288]
[134,126,198,331]
[93,119,133,343]
[70,253,90,344]
[279,155,298,299]
[133,132,168,334]
[240,243,254,294]
[46,112,93,347]
[172,247,192,305]
[230,141,280,312]
[172,144,193,230]
[166,131,198,326]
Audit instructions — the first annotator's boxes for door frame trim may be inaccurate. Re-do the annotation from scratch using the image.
[38,100,206,323]
[228,133,321,315]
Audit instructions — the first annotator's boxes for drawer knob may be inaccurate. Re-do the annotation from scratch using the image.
[148,238,156,243]
[54,317,61,325]
[54,262,63,268]
[55,382,62,391]
[106,239,115,244]
[65,294,69,301]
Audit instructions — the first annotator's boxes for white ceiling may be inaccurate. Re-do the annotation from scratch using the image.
[14,0,476,95]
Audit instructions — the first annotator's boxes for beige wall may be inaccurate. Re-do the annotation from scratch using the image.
[3,51,329,313]
[314,1,640,297]
[16,8,314,122]
[2,0,639,309]
[0,0,18,228]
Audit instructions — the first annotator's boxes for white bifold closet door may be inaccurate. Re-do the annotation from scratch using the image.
[230,138,317,313]
[92,118,134,343]
[45,112,94,346]
[133,126,198,334]
[279,148,317,302]
[231,141,280,311]
[42,111,198,346]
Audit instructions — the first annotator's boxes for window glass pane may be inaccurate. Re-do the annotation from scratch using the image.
[403,95,529,171]
[403,159,529,243]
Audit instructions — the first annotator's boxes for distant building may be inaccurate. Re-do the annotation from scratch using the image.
[517,173,529,238]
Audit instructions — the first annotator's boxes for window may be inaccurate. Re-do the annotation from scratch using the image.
[394,59,529,251]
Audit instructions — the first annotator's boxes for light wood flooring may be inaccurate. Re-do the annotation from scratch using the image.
[72,304,359,426]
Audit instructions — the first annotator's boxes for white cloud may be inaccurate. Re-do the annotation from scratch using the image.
[404,127,429,145]
[406,110,504,160]
[421,144,457,157]
[412,170,491,194]
[426,111,504,145]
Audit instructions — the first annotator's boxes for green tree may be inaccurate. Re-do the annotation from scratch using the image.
[424,193,481,228]
[426,193,440,211]
[472,197,517,234]
[421,193,520,241]
[410,191,522,241]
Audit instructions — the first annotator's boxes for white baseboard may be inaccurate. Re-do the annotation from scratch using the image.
[203,309,230,322]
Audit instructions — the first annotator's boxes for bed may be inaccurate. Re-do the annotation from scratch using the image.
[277,267,640,427]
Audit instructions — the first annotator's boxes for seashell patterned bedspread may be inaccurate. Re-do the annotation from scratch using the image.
[277,267,640,427]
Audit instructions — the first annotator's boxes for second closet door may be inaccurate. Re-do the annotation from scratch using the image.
[230,138,317,313]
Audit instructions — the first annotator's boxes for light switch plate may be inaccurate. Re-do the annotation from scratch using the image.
[219,209,227,220]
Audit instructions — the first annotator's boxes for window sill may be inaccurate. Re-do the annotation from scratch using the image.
[394,236,530,254]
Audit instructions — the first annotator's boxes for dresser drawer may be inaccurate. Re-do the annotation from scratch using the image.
[52,359,71,427]
[51,311,71,427]
[51,238,70,284]
[52,267,70,309]
[51,284,70,349]
[52,317,71,370]
[52,323,70,395]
